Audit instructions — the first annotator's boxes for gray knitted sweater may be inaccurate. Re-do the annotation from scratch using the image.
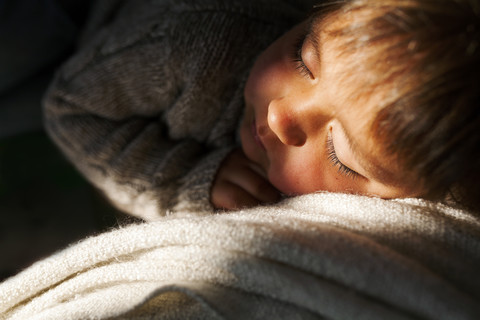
[43,0,312,220]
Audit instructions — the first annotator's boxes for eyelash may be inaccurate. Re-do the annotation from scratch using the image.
[291,34,314,79]
[326,132,360,179]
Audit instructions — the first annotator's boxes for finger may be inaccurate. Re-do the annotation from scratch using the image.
[221,149,280,204]
[211,180,263,210]
[228,149,269,179]
[222,163,281,204]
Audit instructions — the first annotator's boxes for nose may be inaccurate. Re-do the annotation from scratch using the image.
[267,97,307,147]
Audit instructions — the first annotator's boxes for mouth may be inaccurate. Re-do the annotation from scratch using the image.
[252,120,266,150]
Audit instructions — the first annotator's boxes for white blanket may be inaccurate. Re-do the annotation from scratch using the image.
[1,193,479,319]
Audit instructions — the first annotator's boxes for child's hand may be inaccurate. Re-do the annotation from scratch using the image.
[211,148,281,210]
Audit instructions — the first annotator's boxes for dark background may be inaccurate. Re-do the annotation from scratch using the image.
[0,0,125,281]
[0,131,122,281]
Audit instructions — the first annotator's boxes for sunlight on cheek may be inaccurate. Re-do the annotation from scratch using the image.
[267,156,309,195]
[267,155,335,195]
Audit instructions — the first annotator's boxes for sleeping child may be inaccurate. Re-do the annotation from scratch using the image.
[43,0,480,220]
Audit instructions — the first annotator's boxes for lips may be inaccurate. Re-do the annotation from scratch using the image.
[252,120,266,150]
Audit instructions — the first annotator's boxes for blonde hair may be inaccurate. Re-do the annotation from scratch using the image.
[312,0,480,211]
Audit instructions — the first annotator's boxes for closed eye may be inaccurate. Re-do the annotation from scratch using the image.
[290,33,314,79]
[326,131,360,179]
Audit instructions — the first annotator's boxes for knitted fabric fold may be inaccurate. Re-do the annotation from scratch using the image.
[1,192,479,319]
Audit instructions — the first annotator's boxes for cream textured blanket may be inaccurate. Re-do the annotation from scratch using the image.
[1,193,479,319]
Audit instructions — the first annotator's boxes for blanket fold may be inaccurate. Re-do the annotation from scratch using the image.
[1,193,479,319]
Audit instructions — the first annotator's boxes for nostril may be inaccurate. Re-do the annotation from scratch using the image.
[268,110,306,146]
[289,131,307,147]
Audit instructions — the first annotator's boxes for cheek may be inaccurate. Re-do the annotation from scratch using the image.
[267,149,329,195]
[266,147,361,196]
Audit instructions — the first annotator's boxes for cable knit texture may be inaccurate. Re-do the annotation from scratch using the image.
[43,0,308,220]
[1,193,479,319]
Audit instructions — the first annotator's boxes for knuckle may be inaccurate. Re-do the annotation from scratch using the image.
[211,182,243,210]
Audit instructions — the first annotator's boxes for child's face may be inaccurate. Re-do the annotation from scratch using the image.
[241,18,421,199]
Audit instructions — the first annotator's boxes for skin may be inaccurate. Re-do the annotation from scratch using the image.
[211,17,422,210]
